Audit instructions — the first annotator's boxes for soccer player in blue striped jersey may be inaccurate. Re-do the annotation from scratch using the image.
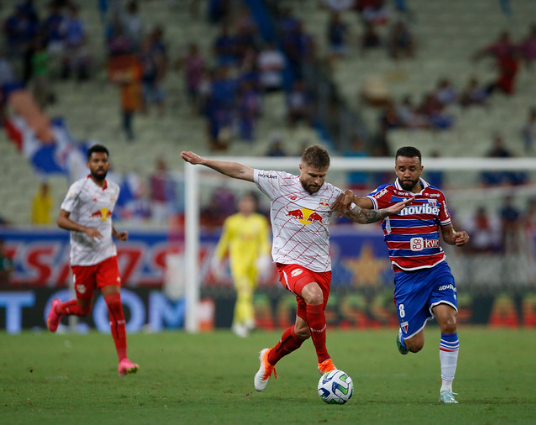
[333,146,470,404]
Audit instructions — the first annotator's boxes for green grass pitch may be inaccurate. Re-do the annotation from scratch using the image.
[1,327,535,424]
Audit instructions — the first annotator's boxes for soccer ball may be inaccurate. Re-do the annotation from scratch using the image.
[317,370,354,404]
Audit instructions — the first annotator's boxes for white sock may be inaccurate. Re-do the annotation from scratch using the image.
[439,334,459,393]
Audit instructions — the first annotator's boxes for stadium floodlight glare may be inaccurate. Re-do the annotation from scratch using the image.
[183,156,536,333]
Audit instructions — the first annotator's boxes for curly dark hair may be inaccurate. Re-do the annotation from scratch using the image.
[395,146,422,164]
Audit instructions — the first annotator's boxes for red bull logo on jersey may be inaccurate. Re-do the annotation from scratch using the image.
[91,208,112,221]
[319,199,329,208]
[287,208,323,225]
[398,204,440,216]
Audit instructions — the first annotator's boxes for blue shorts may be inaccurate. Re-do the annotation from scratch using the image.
[394,261,458,339]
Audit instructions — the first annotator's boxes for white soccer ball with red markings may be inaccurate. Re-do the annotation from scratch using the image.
[317,370,354,404]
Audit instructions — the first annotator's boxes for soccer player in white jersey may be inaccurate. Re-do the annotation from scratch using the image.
[181,146,411,392]
[333,146,470,404]
[46,144,139,376]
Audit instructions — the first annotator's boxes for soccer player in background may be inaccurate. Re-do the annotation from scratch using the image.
[212,191,271,337]
[181,146,411,392]
[333,146,470,404]
[46,144,139,376]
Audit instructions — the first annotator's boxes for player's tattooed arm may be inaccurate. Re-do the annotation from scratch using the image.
[344,198,413,224]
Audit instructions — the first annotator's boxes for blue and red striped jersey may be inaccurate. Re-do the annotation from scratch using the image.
[366,178,452,272]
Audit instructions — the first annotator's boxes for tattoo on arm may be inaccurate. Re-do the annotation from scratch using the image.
[346,204,389,224]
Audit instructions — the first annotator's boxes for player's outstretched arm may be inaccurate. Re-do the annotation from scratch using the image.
[345,198,412,224]
[180,151,254,182]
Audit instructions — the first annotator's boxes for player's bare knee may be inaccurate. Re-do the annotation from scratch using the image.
[301,283,323,305]
[440,317,457,334]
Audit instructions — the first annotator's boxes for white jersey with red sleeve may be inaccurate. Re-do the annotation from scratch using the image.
[60,176,120,266]
[366,178,452,271]
[254,169,343,272]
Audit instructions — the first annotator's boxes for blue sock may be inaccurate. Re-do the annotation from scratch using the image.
[440,333,459,351]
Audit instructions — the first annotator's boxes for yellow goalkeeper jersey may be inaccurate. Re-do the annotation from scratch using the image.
[214,213,271,268]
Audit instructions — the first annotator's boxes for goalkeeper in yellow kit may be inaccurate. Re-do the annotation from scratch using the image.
[212,192,271,337]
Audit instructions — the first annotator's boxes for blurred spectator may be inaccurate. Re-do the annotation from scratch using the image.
[213,24,237,67]
[521,107,536,153]
[60,5,91,81]
[31,181,53,225]
[416,92,454,130]
[106,13,135,57]
[281,20,316,76]
[395,95,427,128]
[237,80,261,141]
[473,30,516,62]
[3,4,39,83]
[499,195,521,252]
[326,12,349,60]
[486,50,520,96]
[486,133,511,158]
[286,79,313,128]
[121,0,144,50]
[265,134,287,156]
[460,77,489,108]
[519,24,536,68]
[233,6,258,64]
[41,2,66,76]
[257,42,286,93]
[358,0,389,26]
[480,134,527,186]
[464,206,501,253]
[344,135,370,190]
[110,55,142,141]
[360,22,382,53]
[205,65,237,150]
[0,239,14,287]
[208,0,230,25]
[178,43,206,107]
[387,20,414,60]
[434,78,458,107]
[139,36,166,116]
[30,38,52,108]
[149,157,176,224]
[201,184,236,227]
[320,0,356,13]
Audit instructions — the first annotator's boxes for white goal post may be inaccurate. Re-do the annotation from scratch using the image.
[184,156,536,333]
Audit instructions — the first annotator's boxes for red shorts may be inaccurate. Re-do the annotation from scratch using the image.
[276,263,332,320]
[71,256,121,302]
